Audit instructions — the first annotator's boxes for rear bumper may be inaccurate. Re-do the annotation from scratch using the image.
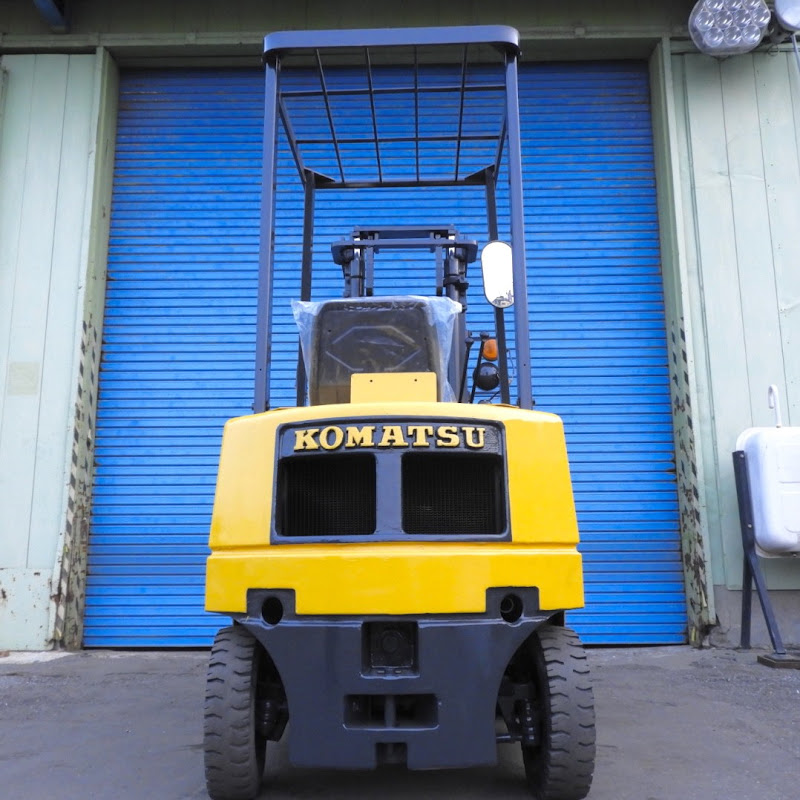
[235,588,550,769]
[206,543,584,615]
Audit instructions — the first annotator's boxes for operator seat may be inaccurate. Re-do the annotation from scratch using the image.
[308,297,444,405]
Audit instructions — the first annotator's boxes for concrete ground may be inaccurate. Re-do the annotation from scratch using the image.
[1,645,798,800]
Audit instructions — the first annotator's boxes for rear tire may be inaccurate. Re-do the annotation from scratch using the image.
[522,624,595,800]
[204,625,267,800]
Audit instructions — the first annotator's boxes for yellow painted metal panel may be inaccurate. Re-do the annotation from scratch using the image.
[350,372,437,403]
[505,417,578,544]
[208,414,277,550]
[206,544,584,615]
[209,402,578,549]
[207,401,584,615]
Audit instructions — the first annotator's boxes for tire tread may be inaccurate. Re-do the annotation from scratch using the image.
[523,624,596,800]
[203,625,266,800]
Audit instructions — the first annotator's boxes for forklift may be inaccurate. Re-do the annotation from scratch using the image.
[204,25,595,800]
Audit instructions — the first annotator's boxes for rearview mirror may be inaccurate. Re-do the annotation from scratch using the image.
[480,241,514,308]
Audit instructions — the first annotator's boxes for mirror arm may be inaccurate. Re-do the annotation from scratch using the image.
[494,306,510,404]
[469,339,486,404]
[459,333,475,403]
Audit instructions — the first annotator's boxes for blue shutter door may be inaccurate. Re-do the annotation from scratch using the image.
[521,64,685,642]
[86,71,261,645]
[85,64,686,646]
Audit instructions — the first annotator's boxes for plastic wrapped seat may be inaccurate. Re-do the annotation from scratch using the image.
[292,296,461,405]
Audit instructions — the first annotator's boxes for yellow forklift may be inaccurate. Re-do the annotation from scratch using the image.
[204,25,595,800]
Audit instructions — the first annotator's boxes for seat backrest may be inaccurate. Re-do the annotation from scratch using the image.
[309,298,443,405]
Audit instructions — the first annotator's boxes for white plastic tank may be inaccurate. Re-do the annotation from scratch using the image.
[736,386,800,557]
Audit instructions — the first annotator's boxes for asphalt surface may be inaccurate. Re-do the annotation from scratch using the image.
[1,644,798,800]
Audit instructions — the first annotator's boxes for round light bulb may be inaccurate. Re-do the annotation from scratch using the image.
[715,9,734,27]
[695,9,716,30]
[753,5,771,25]
[741,23,762,44]
[723,27,744,45]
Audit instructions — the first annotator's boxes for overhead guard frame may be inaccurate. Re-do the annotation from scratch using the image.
[254,25,532,413]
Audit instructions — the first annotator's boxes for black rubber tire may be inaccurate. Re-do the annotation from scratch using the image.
[204,625,267,800]
[522,624,596,800]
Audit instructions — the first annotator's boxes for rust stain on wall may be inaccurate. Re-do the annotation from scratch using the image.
[53,316,100,649]
[669,318,713,645]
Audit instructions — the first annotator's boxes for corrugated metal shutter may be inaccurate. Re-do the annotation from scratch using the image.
[86,71,261,645]
[85,64,686,646]
[522,65,685,642]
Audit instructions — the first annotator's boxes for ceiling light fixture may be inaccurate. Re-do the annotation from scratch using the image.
[689,0,771,56]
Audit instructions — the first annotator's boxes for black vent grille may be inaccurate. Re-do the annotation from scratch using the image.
[402,453,506,536]
[276,454,376,537]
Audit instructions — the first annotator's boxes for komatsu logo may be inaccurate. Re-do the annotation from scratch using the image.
[293,424,486,451]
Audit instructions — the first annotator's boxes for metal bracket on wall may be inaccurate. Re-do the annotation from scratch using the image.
[733,450,800,669]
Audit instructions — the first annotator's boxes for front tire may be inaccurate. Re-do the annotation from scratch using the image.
[522,624,596,800]
[204,625,268,800]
